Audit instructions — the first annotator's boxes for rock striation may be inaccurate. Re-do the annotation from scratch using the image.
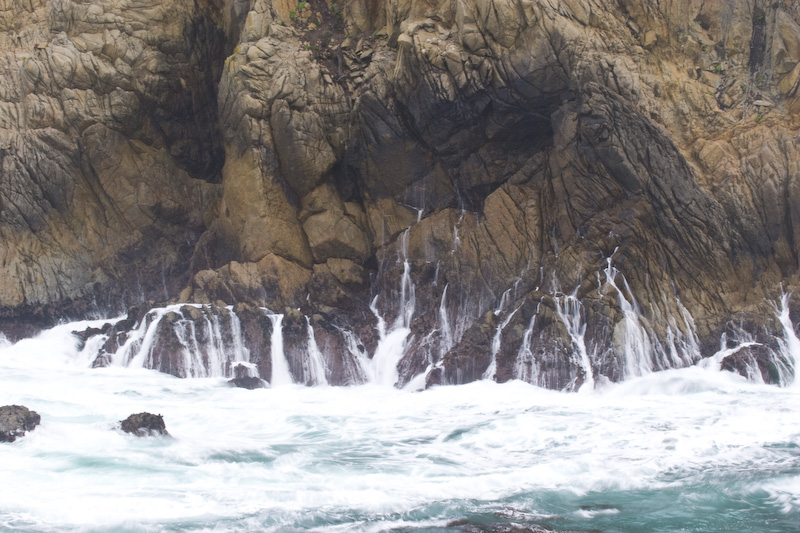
[2,0,800,389]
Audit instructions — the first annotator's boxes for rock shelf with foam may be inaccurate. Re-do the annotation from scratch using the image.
[71,276,800,390]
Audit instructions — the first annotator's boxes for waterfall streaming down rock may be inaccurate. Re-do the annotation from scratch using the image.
[438,285,454,359]
[775,292,800,388]
[107,304,248,378]
[555,293,595,391]
[484,306,521,381]
[367,229,417,387]
[603,259,654,378]
[514,306,540,383]
[61,277,800,391]
[304,317,329,386]
[266,312,293,386]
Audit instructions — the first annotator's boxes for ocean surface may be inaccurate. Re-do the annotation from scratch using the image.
[1,319,798,532]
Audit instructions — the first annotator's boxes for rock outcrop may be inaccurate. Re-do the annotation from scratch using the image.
[120,412,169,437]
[0,405,41,442]
[228,362,268,388]
[3,0,800,389]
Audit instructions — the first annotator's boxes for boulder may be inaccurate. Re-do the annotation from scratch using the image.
[0,405,41,443]
[228,376,267,389]
[228,362,267,389]
[120,413,169,437]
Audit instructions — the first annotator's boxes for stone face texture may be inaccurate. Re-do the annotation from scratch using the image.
[2,0,800,387]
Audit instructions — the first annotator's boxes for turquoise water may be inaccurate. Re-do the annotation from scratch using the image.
[0,321,798,532]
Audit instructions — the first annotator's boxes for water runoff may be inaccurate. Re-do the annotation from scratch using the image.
[1,270,800,531]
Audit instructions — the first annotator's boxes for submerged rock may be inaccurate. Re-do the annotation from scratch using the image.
[721,344,782,384]
[120,413,169,437]
[228,376,267,389]
[228,362,267,389]
[0,405,41,443]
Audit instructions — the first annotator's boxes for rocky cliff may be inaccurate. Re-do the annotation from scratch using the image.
[2,0,800,388]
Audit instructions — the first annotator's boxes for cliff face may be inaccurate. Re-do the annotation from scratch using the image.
[2,0,800,387]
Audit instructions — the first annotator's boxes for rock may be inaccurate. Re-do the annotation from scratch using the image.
[228,362,267,388]
[120,413,169,437]
[2,0,800,392]
[228,376,267,389]
[0,405,41,443]
[720,344,781,384]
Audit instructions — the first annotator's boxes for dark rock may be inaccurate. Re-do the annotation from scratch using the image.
[228,362,267,388]
[235,304,274,381]
[228,376,267,389]
[425,367,443,388]
[2,0,800,393]
[120,413,169,437]
[721,344,783,384]
[0,405,41,443]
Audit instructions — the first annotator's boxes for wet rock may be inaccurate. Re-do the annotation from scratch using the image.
[228,376,267,389]
[228,362,267,389]
[721,344,782,384]
[2,0,800,392]
[0,405,41,443]
[120,413,169,437]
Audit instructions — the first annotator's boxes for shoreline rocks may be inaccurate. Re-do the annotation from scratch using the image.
[0,405,41,443]
[120,413,169,437]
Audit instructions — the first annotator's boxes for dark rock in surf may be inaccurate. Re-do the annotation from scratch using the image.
[228,376,267,389]
[227,363,267,389]
[0,405,41,443]
[720,344,782,384]
[425,367,443,389]
[120,412,169,437]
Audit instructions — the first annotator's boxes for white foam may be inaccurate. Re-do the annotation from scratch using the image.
[1,320,798,530]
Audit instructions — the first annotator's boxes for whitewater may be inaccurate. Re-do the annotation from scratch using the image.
[1,320,799,532]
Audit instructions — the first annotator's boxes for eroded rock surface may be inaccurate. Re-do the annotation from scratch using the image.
[3,0,800,389]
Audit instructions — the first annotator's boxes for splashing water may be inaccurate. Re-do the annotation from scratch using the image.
[1,323,798,532]
[266,312,293,386]
[776,292,800,388]
[109,304,247,377]
[304,317,329,386]
[514,305,540,383]
[556,292,594,391]
[438,284,454,360]
[603,259,654,378]
[366,229,417,387]
[483,306,521,381]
